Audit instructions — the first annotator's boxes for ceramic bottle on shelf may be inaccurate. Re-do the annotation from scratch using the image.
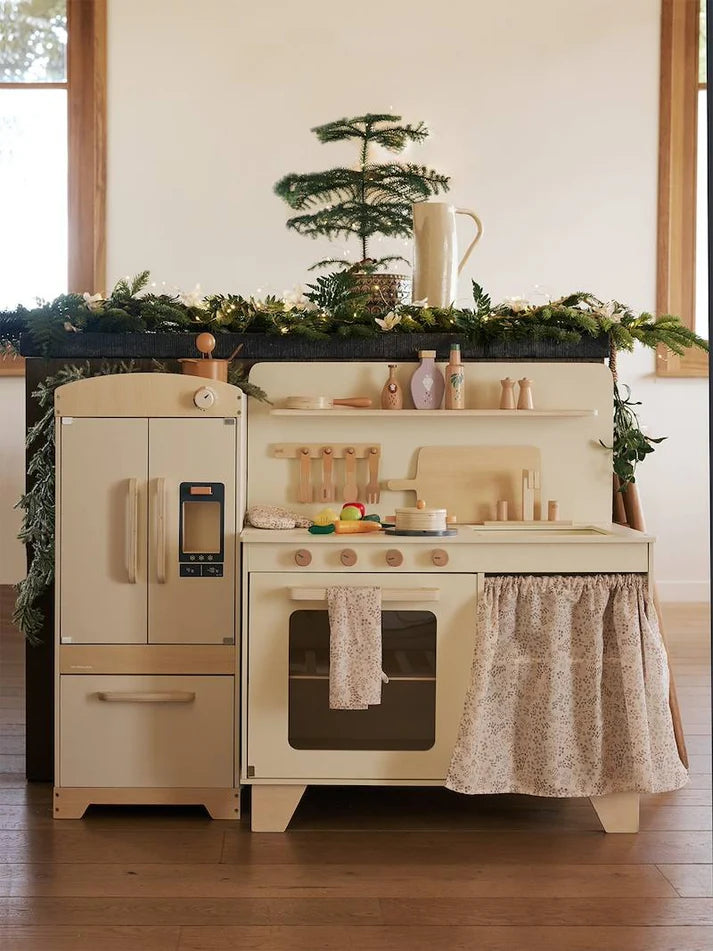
[381,364,403,410]
[410,349,445,410]
[444,344,465,409]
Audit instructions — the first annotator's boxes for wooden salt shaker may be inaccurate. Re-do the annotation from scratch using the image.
[496,500,508,521]
[517,377,534,410]
[547,500,560,521]
[500,377,516,409]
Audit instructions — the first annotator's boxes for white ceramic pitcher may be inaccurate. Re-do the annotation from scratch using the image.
[412,202,483,307]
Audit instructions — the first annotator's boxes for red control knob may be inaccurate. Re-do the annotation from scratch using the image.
[432,549,449,567]
[385,548,403,567]
[340,549,357,567]
[295,549,312,567]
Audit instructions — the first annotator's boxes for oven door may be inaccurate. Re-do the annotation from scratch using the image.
[245,572,477,782]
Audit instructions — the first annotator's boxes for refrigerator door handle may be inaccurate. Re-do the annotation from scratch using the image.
[156,477,167,584]
[127,478,139,583]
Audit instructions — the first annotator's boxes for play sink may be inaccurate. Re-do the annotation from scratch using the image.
[468,525,612,537]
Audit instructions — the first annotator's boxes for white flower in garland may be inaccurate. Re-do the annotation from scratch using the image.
[594,300,626,323]
[375,311,402,331]
[502,296,531,313]
[178,285,208,310]
[411,297,428,308]
[282,285,318,312]
[82,292,104,312]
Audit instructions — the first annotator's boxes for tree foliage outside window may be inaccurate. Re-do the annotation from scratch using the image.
[0,0,67,83]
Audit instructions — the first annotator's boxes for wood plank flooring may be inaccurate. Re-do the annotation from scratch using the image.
[0,587,710,950]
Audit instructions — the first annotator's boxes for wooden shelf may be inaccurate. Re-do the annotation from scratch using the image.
[270,408,598,418]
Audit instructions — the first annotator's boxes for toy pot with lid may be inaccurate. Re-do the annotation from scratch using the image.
[179,333,231,383]
[412,201,483,307]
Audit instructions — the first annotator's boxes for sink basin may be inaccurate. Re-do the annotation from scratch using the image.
[468,525,611,537]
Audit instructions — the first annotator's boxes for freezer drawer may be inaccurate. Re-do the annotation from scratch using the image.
[59,675,234,788]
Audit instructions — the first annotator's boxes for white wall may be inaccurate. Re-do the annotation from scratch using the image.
[0,378,26,584]
[4,0,704,594]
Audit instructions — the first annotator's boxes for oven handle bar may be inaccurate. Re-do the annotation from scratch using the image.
[288,587,440,602]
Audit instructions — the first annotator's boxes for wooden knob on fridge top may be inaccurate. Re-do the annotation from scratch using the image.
[385,549,403,567]
[294,549,312,567]
[416,499,426,510]
[196,332,216,355]
[432,549,449,567]
[340,549,357,566]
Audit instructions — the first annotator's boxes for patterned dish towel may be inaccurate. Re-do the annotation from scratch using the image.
[327,586,386,710]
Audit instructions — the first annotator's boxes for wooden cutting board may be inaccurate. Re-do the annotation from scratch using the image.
[386,445,542,524]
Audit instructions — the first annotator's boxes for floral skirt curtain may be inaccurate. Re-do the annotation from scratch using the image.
[446,574,688,797]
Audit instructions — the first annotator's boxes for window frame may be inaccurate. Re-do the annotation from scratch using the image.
[0,0,106,377]
[657,0,708,377]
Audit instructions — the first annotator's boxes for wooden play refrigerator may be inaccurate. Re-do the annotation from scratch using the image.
[53,374,244,819]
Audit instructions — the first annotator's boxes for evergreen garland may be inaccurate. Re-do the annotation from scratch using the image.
[6,273,708,641]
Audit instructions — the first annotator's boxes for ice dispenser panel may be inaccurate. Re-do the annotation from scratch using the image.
[178,482,225,577]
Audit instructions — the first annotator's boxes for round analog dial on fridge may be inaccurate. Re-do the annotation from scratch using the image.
[193,386,216,409]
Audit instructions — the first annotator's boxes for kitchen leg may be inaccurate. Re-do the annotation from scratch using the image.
[589,791,640,833]
[250,784,307,832]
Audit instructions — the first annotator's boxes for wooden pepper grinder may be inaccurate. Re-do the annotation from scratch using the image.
[500,377,516,409]
[381,364,403,409]
[517,377,534,410]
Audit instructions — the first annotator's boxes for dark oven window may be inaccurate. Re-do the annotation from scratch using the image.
[288,610,436,751]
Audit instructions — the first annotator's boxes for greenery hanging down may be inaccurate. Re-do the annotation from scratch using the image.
[274,114,450,269]
[2,269,707,357]
[603,384,667,488]
[14,362,138,643]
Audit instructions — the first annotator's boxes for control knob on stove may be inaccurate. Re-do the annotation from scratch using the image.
[432,548,449,567]
[385,549,403,567]
[294,549,312,566]
[193,386,216,409]
[340,549,357,567]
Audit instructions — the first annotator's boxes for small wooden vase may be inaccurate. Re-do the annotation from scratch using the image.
[381,364,403,410]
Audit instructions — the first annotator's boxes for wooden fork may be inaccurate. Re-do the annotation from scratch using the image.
[366,447,380,504]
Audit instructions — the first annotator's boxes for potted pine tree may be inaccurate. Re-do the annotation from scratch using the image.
[275,113,450,308]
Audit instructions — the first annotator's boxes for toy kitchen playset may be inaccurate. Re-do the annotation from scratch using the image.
[51,357,687,832]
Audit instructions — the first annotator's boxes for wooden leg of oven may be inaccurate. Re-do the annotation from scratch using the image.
[250,784,306,832]
[589,792,640,833]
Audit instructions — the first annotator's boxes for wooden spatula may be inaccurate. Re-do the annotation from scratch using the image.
[343,447,358,502]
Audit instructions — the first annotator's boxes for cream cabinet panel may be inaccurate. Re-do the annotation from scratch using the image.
[59,418,148,644]
[59,675,234,787]
[147,418,236,644]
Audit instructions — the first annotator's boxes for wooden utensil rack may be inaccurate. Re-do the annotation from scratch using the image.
[271,444,380,460]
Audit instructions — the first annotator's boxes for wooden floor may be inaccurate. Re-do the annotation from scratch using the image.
[0,588,710,950]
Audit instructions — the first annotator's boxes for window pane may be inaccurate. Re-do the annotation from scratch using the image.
[695,88,708,339]
[0,0,67,82]
[700,0,707,85]
[0,89,67,308]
